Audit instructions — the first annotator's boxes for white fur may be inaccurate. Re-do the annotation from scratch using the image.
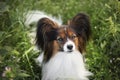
[36,52,44,66]
[37,51,92,80]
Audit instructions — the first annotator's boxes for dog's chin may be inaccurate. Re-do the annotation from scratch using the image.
[66,50,74,53]
[68,50,73,52]
[63,49,75,53]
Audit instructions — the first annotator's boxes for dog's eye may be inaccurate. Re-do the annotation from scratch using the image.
[71,34,77,39]
[57,37,64,42]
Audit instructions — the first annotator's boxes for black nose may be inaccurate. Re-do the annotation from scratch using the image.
[67,45,73,50]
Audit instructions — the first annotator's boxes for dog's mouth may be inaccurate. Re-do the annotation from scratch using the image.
[67,50,73,53]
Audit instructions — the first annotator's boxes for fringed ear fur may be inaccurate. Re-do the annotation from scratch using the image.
[70,13,91,40]
[36,18,58,50]
[70,13,91,53]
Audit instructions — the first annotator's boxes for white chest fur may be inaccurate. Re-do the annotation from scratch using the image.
[37,51,92,80]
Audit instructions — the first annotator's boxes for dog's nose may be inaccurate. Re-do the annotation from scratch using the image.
[67,45,73,50]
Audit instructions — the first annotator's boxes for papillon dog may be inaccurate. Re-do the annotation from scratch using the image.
[35,12,92,80]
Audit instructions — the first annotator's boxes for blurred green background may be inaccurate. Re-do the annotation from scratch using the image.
[0,0,120,80]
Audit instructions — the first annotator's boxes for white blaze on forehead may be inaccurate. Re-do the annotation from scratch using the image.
[63,39,75,52]
[64,27,67,31]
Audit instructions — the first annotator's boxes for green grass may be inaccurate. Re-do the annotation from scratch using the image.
[0,0,120,80]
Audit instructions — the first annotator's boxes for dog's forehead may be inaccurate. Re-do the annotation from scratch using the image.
[59,25,68,31]
[57,26,67,33]
[57,26,75,36]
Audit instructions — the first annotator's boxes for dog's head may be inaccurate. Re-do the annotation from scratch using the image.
[36,13,91,62]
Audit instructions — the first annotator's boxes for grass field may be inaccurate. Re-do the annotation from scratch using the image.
[0,0,120,80]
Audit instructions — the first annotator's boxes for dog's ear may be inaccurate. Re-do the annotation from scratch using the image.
[69,13,91,52]
[70,13,91,41]
[36,18,58,50]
